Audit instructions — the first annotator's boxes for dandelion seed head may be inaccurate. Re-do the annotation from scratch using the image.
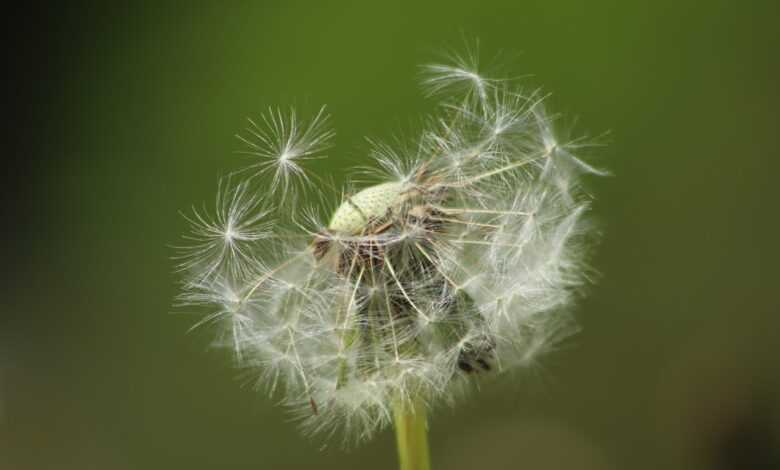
[175,45,605,445]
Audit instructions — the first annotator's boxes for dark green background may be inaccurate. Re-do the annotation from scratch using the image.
[3,1,779,469]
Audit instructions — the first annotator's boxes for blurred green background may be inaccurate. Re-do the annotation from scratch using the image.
[3,1,779,469]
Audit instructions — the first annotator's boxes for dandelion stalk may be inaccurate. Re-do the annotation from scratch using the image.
[393,399,431,470]
[174,43,605,462]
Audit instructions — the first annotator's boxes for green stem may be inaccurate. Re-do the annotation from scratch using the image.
[393,399,432,470]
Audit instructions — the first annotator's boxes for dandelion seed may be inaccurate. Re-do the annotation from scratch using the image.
[532,104,610,184]
[175,179,271,284]
[236,106,334,203]
[421,44,490,104]
[174,45,605,462]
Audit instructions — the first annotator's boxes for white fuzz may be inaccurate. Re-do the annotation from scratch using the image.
[235,106,334,202]
[176,50,604,445]
[175,179,271,283]
[421,44,490,103]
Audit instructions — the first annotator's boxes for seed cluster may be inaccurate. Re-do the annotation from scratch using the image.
[176,51,604,443]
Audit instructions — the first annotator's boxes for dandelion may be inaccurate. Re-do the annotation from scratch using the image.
[175,48,605,470]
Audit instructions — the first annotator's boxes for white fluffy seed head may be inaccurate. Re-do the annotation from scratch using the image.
[175,48,605,446]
